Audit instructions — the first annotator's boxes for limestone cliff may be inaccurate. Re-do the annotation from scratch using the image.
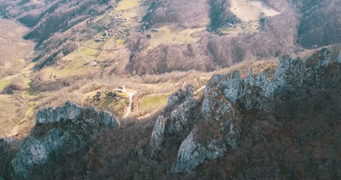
[2,49,341,180]
[0,101,120,180]
[150,48,341,174]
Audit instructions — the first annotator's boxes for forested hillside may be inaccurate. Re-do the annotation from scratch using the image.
[2,0,341,180]
[1,0,341,155]
[1,0,341,75]
[2,49,341,180]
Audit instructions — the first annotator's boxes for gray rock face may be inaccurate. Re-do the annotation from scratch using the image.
[36,101,86,124]
[166,85,194,110]
[201,83,237,122]
[170,130,226,173]
[0,138,18,179]
[10,101,120,179]
[167,98,198,134]
[170,71,242,173]
[272,49,339,98]
[150,48,341,174]
[150,116,167,157]
[150,83,238,172]
[237,70,273,112]
[150,85,198,156]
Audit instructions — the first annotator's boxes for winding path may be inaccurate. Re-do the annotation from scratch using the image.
[49,43,90,80]
[194,86,206,95]
[118,85,206,119]
[116,87,136,118]
[123,91,136,118]
[51,70,57,80]
[78,43,91,62]
[137,85,207,120]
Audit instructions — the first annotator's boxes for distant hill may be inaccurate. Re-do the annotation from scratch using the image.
[1,0,341,75]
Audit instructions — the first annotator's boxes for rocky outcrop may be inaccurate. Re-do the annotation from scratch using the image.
[166,97,198,134]
[2,49,341,179]
[170,129,227,173]
[150,48,341,174]
[272,49,339,98]
[0,138,18,179]
[166,85,195,110]
[4,101,120,179]
[151,83,240,173]
[150,85,198,156]
[150,116,167,157]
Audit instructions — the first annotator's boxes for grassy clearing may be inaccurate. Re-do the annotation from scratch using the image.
[150,23,201,46]
[31,0,43,4]
[61,50,82,61]
[0,80,10,91]
[11,119,29,137]
[40,67,56,81]
[56,66,98,78]
[10,104,37,137]
[100,96,128,116]
[139,93,170,115]
[53,52,97,79]
[121,11,137,18]
[64,59,88,69]
[23,89,40,99]
[121,19,139,29]
[15,58,26,65]
[0,71,31,90]
[82,89,129,116]
[230,0,280,22]
[102,36,125,51]
[226,0,280,35]
[80,47,98,60]
[220,22,258,36]
[25,105,37,118]
[22,76,31,86]
[21,62,36,73]
[82,38,102,49]
[0,95,16,137]
[220,25,245,36]
[116,39,125,46]
[115,0,140,11]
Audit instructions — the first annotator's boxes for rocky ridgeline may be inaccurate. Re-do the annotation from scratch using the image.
[1,49,340,179]
[0,101,120,180]
[150,48,341,173]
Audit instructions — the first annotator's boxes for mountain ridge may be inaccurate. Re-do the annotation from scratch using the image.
[1,1,341,178]
[2,49,341,179]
